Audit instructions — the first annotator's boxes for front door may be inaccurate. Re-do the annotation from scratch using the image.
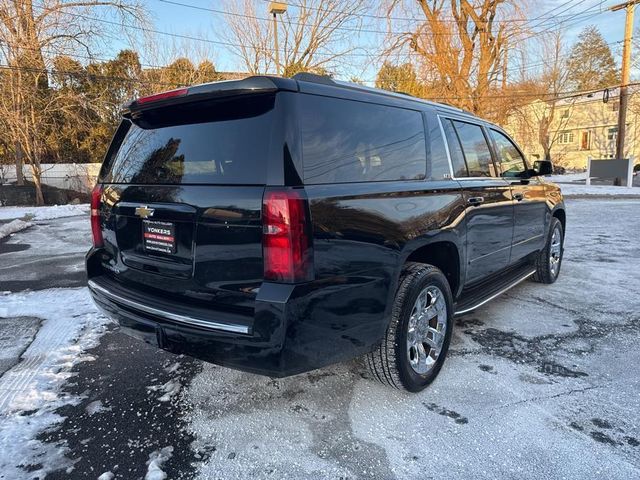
[489,128,548,263]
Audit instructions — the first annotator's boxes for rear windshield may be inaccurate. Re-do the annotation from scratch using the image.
[100,94,275,185]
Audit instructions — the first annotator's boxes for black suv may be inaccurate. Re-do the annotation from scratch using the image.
[87,73,565,392]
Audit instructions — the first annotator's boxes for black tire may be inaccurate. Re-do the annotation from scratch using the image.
[533,217,564,284]
[366,262,454,392]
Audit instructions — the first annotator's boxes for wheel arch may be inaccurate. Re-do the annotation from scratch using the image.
[399,235,464,300]
[552,207,566,233]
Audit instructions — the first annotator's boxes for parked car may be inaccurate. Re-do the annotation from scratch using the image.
[553,165,566,175]
[86,74,565,392]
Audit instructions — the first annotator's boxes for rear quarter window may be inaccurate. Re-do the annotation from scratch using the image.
[299,95,427,184]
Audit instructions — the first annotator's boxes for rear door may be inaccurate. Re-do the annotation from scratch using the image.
[489,128,547,263]
[440,117,514,284]
[97,93,282,311]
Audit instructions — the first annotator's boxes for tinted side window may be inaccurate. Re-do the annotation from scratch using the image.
[441,118,468,177]
[300,95,426,184]
[452,121,497,177]
[490,129,528,177]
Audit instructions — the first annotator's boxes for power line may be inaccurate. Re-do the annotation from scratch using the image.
[508,40,622,71]
[0,63,182,88]
[27,0,611,58]
[520,0,606,41]
[0,37,622,86]
[0,1,618,88]
[2,62,636,104]
[21,5,372,58]
[526,0,594,31]
[0,33,623,85]
[160,0,607,34]
[80,4,607,56]
[160,0,610,40]
[0,40,221,74]
[173,2,602,40]
[252,0,598,24]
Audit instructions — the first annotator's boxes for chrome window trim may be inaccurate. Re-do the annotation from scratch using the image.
[437,114,456,180]
[88,279,251,334]
[436,114,512,183]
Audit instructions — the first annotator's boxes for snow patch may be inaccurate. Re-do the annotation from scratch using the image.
[0,288,111,478]
[98,472,115,480]
[0,215,90,259]
[0,203,89,221]
[0,316,40,377]
[85,399,111,416]
[0,219,33,239]
[145,446,173,480]
[164,362,181,374]
[559,183,640,197]
[546,172,588,183]
[545,174,640,197]
[148,378,182,403]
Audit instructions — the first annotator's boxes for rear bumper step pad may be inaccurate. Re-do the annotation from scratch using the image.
[88,278,250,334]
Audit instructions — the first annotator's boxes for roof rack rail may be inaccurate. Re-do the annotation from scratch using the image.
[292,72,336,85]
[292,72,466,113]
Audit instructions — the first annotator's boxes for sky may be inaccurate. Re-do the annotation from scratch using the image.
[103,0,635,84]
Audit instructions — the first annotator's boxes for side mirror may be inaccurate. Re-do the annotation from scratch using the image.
[532,160,553,176]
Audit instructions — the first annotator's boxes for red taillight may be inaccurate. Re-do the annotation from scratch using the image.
[262,188,313,283]
[136,87,189,105]
[91,184,104,248]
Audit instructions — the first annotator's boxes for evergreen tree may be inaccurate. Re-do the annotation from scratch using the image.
[566,26,619,91]
[375,62,424,97]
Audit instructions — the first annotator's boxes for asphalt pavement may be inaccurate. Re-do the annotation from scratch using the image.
[0,199,639,479]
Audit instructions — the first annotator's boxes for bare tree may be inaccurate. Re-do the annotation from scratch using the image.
[218,0,369,76]
[0,0,145,204]
[141,37,220,94]
[385,0,524,116]
[509,32,574,162]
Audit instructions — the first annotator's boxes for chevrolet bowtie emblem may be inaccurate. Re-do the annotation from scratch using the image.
[134,206,155,219]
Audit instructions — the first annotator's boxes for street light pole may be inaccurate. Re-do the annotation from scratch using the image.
[273,12,280,75]
[269,2,287,76]
[612,0,639,160]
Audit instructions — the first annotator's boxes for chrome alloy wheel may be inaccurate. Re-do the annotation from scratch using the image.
[406,286,447,375]
[549,226,562,278]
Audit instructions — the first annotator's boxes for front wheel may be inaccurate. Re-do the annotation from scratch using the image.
[366,263,453,392]
[533,217,564,284]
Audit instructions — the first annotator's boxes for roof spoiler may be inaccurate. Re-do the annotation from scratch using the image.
[122,75,298,118]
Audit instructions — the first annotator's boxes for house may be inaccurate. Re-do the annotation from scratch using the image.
[503,87,638,169]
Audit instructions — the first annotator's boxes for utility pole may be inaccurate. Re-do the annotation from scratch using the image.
[269,2,287,76]
[612,0,639,159]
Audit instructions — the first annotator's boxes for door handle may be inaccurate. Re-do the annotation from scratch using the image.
[513,192,524,201]
[467,196,485,206]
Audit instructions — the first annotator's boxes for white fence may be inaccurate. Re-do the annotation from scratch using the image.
[0,163,101,193]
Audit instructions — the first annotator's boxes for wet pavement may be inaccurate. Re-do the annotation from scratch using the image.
[0,199,639,479]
